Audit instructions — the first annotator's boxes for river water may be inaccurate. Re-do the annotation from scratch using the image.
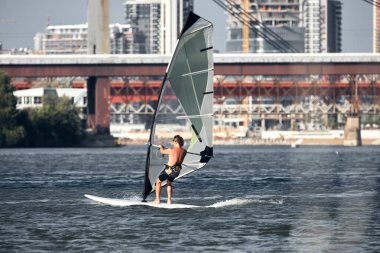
[0,145,379,252]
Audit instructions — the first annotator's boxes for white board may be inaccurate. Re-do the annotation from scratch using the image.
[84,194,200,209]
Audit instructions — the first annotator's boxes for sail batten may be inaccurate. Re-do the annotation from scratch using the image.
[142,12,214,201]
[176,114,213,119]
[200,46,213,52]
[180,68,214,78]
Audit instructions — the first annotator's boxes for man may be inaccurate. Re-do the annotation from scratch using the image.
[154,135,187,204]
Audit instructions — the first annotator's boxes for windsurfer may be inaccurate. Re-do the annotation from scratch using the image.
[154,135,187,204]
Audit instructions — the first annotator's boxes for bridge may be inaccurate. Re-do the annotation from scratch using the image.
[1,53,380,143]
[2,53,380,76]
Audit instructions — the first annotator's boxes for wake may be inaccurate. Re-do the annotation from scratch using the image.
[209,198,283,208]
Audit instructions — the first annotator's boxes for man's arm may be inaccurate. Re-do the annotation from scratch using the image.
[159,145,171,155]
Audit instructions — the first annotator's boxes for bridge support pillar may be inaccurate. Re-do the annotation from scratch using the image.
[344,75,362,146]
[261,117,266,130]
[87,76,110,133]
[344,116,362,146]
[291,118,296,130]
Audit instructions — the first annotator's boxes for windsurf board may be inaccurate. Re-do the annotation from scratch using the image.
[84,194,199,209]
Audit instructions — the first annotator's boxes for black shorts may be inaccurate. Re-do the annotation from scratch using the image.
[158,165,181,182]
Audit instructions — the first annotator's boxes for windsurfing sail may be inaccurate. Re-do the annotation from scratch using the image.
[143,12,214,201]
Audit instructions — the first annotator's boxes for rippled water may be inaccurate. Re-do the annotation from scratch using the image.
[0,146,379,252]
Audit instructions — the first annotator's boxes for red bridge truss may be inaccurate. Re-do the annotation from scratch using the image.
[2,54,380,131]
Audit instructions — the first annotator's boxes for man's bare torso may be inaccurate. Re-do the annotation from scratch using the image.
[167,147,186,166]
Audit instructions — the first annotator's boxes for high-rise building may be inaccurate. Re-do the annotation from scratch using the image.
[303,0,342,53]
[124,0,161,54]
[327,0,342,52]
[34,24,88,54]
[226,0,305,53]
[34,24,134,54]
[225,0,342,53]
[124,0,193,54]
[110,24,136,54]
[374,0,380,52]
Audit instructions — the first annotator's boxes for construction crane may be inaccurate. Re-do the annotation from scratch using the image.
[361,0,380,8]
[212,0,299,53]
[242,0,263,53]
[242,0,249,53]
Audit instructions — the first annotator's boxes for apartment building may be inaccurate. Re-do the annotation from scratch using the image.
[124,0,194,54]
[303,0,342,53]
[34,23,134,54]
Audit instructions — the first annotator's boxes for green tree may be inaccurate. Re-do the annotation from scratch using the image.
[0,71,26,147]
[29,94,84,147]
[1,70,84,147]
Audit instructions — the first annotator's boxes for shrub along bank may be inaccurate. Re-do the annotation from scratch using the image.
[0,71,84,147]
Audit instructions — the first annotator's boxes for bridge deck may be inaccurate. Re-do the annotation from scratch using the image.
[1,53,380,77]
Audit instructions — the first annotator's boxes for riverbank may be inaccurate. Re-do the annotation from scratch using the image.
[117,129,380,146]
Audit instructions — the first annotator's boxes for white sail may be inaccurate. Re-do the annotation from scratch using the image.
[143,12,214,201]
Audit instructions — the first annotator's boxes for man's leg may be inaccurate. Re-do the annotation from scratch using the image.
[154,179,161,204]
[167,180,172,204]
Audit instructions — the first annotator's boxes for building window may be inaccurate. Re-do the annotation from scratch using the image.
[34,97,42,104]
[24,97,32,104]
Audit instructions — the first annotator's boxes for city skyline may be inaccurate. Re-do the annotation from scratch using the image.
[0,0,374,53]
